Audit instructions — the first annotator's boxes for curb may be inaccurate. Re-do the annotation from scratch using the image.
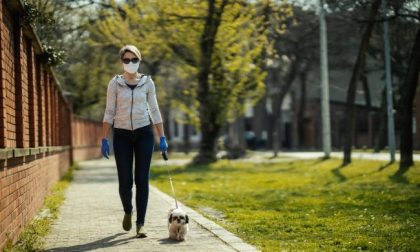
[150,186,260,252]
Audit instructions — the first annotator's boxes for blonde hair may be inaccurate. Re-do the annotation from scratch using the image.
[119,45,142,60]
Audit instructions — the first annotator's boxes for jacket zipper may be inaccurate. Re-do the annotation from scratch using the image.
[127,75,145,130]
[130,89,134,130]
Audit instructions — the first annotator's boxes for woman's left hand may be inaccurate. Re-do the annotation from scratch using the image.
[160,136,168,152]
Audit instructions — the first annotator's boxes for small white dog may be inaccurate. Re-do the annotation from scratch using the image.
[168,208,189,241]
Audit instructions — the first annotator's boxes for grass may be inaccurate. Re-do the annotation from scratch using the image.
[150,157,420,251]
[4,163,80,252]
[151,151,197,160]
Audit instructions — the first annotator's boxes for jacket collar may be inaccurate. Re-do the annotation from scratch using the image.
[115,74,147,87]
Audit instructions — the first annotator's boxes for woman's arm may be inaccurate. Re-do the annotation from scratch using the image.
[102,122,112,139]
[147,77,164,135]
[102,77,117,138]
[154,122,165,138]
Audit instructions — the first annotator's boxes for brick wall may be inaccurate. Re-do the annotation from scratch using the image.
[0,1,102,250]
[72,117,102,161]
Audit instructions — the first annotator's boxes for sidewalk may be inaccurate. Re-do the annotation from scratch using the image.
[43,158,258,252]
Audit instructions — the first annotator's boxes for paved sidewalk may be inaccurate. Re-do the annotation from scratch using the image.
[43,158,258,252]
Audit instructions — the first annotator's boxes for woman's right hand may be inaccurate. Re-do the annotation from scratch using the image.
[101,138,110,159]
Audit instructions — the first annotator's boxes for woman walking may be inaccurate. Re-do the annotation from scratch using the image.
[101,45,168,238]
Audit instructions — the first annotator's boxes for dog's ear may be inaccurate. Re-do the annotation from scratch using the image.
[185,215,189,224]
[169,214,172,223]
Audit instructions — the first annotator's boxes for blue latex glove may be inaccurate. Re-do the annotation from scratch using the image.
[101,138,110,159]
[160,136,168,152]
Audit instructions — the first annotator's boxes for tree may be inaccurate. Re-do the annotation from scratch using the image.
[341,0,382,166]
[267,4,318,155]
[398,26,420,172]
[87,0,269,163]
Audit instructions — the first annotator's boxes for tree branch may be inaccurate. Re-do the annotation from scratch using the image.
[166,13,205,20]
[355,13,420,23]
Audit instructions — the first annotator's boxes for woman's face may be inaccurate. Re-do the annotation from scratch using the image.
[121,51,138,63]
[121,51,140,74]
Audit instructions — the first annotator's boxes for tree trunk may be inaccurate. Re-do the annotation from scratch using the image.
[361,73,372,110]
[183,123,190,155]
[193,0,227,164]
[298,72,307,148]
[374,88,387,152]
[272,110,282,157]
[342,0,382,166]
[361,73,375,147]
[272,59,300,156]
[398,26,420,173]
[226,117,246,158]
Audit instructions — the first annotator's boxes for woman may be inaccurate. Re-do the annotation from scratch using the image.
[101,45,168,238]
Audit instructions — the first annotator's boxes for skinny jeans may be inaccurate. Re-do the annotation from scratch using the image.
[113,124,154,226]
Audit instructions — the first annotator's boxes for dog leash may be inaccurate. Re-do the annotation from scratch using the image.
[162,151,179,208]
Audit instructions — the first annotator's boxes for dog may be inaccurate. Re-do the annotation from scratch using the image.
[168,207,189,241]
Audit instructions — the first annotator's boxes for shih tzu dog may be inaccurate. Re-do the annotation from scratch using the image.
[168,208,189,241]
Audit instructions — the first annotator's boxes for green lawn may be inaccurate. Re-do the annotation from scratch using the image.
[150,157,420,251]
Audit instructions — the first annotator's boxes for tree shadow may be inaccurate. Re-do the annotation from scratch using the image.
[44,233,134,252]
[312,156,330,165]
[331,164,348,182]
[378,162,393,172]
[389,166,411,184]
[389,174,409,184]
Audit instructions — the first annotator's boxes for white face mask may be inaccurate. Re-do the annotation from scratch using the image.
[123,62,140,74]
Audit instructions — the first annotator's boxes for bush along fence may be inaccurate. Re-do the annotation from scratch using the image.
[0,0,102,249]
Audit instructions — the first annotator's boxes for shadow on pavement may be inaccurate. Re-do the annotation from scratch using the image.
[44,233,134,251]
[158,238,184,244]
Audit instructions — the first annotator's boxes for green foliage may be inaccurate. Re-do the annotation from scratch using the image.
[150,157,420,251]
[22,0,55,26]
[42,44,65,66]
[22,0,65,67]
[86,0,282,125]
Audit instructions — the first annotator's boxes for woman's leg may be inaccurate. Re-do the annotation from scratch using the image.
[133,125,155,226]
[113,128,135,214]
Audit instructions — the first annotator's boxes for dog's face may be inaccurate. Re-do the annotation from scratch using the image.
[169,208,189,225]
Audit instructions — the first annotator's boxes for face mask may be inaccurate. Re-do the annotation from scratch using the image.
[123,62,140,74]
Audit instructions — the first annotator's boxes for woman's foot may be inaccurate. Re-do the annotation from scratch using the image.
[136,225,147,238]
[122,212,132,231]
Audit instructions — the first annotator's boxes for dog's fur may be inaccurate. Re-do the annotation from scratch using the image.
[168,208,189,241]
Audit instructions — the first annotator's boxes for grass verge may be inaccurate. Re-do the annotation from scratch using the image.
[150,158,420,251]
[4,163,80,252]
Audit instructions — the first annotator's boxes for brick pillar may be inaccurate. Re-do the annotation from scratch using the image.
[44,71,50,146]
[13,13,24,148]
[2,5,16,148]
[21,38,30,147]
[27,40,37,147]
[0,0,4,148]
[50,84,55,146]
[54,87,58,146]
[36,62,44,146]
[56,89,59,146]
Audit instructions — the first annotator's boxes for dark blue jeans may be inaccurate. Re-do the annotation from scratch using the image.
[113,124,154,226]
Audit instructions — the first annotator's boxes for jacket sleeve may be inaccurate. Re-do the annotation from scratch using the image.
[147,77,163,124]
[103,77,117,124]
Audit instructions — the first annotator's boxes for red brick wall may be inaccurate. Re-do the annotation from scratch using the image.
[72,117,102,161]
[0,1,102,250]
[2,4,16,148]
